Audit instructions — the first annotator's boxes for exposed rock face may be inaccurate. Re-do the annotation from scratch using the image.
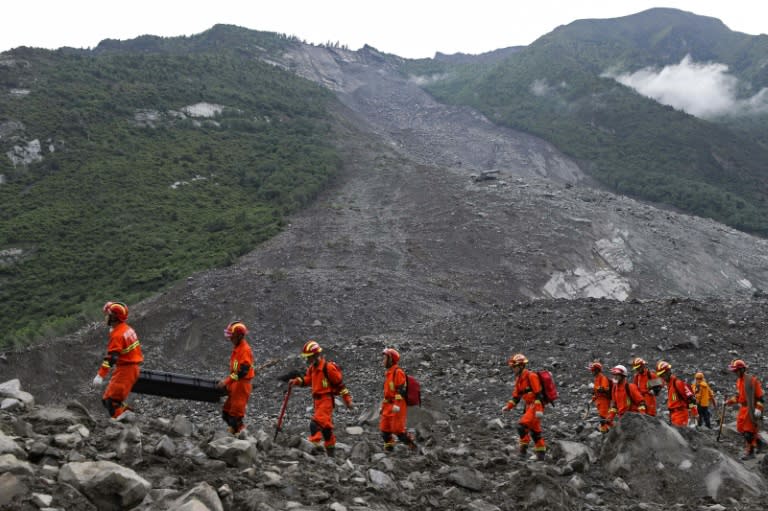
[6,138,42,166]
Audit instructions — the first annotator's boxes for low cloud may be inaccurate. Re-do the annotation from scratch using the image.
[529,78,567,97]
[603,55,768,118]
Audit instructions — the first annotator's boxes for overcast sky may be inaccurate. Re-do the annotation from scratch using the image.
[2,1,766,59]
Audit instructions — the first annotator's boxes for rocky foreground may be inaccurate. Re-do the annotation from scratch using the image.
[2,362,768,511]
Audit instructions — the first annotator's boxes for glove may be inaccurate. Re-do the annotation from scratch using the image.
[755,409,763,419]
[688,417,698,428]
[502,400,515,412]
[638,405,647,415]
[289,378,302,387]
[392,405,401,414]
[343,393,354,410]
[92,375,104,387]
[726,397,738,406]
[535,410,544,419]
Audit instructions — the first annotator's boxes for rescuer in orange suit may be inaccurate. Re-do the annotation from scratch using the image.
[92,301,143,419]
[216,321,255,435]
[631,357,662,417]
[606,365,646,425]
[725,359,765,460]
[588,361,612,432]
[290,340,353,457]
[655,360,698,428]
[502,353,547,460]
[380,348,417,452]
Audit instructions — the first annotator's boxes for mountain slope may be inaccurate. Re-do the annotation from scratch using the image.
[0,33,340,346]
[413,8,768,234]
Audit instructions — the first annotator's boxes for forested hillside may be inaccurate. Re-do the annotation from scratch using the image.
[0,27,341,346]
[409,8,768,234]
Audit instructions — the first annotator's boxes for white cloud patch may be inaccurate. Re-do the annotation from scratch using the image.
[529,79,567,97]
[603,55,768,118]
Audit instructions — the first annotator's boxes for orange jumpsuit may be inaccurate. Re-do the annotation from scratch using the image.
[296,358,350,448]
[221,338,254,432]
[510,369,546,453]
[666,376,697,427]
[732,374,765,450]
[608,381,646,423]
[380,364,407,436]
[634,368,660,416]
[592,372,612,432]
[99,321,143,418]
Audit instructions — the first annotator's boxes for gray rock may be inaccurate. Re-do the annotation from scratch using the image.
[58,460,151,511]
[447,466,484,491]
[0,453,34,475]
[0,472,28,508]
[169,482,223,511]
[206,437,258,468]
[368,468,396,490]
[155,435,177,458]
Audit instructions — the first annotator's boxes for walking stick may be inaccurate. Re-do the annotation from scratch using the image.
[581,401,591,420]
[717,400,727,442]
[274,383,293,441]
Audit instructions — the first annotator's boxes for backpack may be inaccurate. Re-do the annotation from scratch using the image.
[322,361,346,396]
[673,377,696,405]
[402,371,422,407]
[537,370,559,406]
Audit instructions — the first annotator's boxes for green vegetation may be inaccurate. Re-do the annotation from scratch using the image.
[0,30,340,347]
[406,8,768,234]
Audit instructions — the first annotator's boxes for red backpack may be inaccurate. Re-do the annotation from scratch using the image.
[397,368,422,406]
[537,370,559,406]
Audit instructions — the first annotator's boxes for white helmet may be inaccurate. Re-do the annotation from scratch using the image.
[610,365,628,377]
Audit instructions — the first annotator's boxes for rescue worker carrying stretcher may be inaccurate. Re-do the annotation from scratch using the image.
[380,348,417,452]
[606,365,646,426]
[92,301,143,419]
[217,321,254,435]
[290,340,353,457]
[502,353,547,460]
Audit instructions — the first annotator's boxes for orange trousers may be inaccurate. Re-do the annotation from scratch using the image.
[309,394,336,448]
[736,406,759,435]
[669,407,689,427]
[102,363,140,418]
[223,379,252,419]
[594,396,612,432]
[380,401,407,435]
[519,403,546,451]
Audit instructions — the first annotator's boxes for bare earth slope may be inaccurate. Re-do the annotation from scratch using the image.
[3,43,768,511]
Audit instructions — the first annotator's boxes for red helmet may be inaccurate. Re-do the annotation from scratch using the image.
[588,361,603,372]
[655,360,672,376]
[729,359,748,372]
[631,357,646,371]
[224,321,248,339]
[508,353,528,367]
[103,301,128,321]
[301,340,322,358]
[610,365,628,377]
[382,348,400,364]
